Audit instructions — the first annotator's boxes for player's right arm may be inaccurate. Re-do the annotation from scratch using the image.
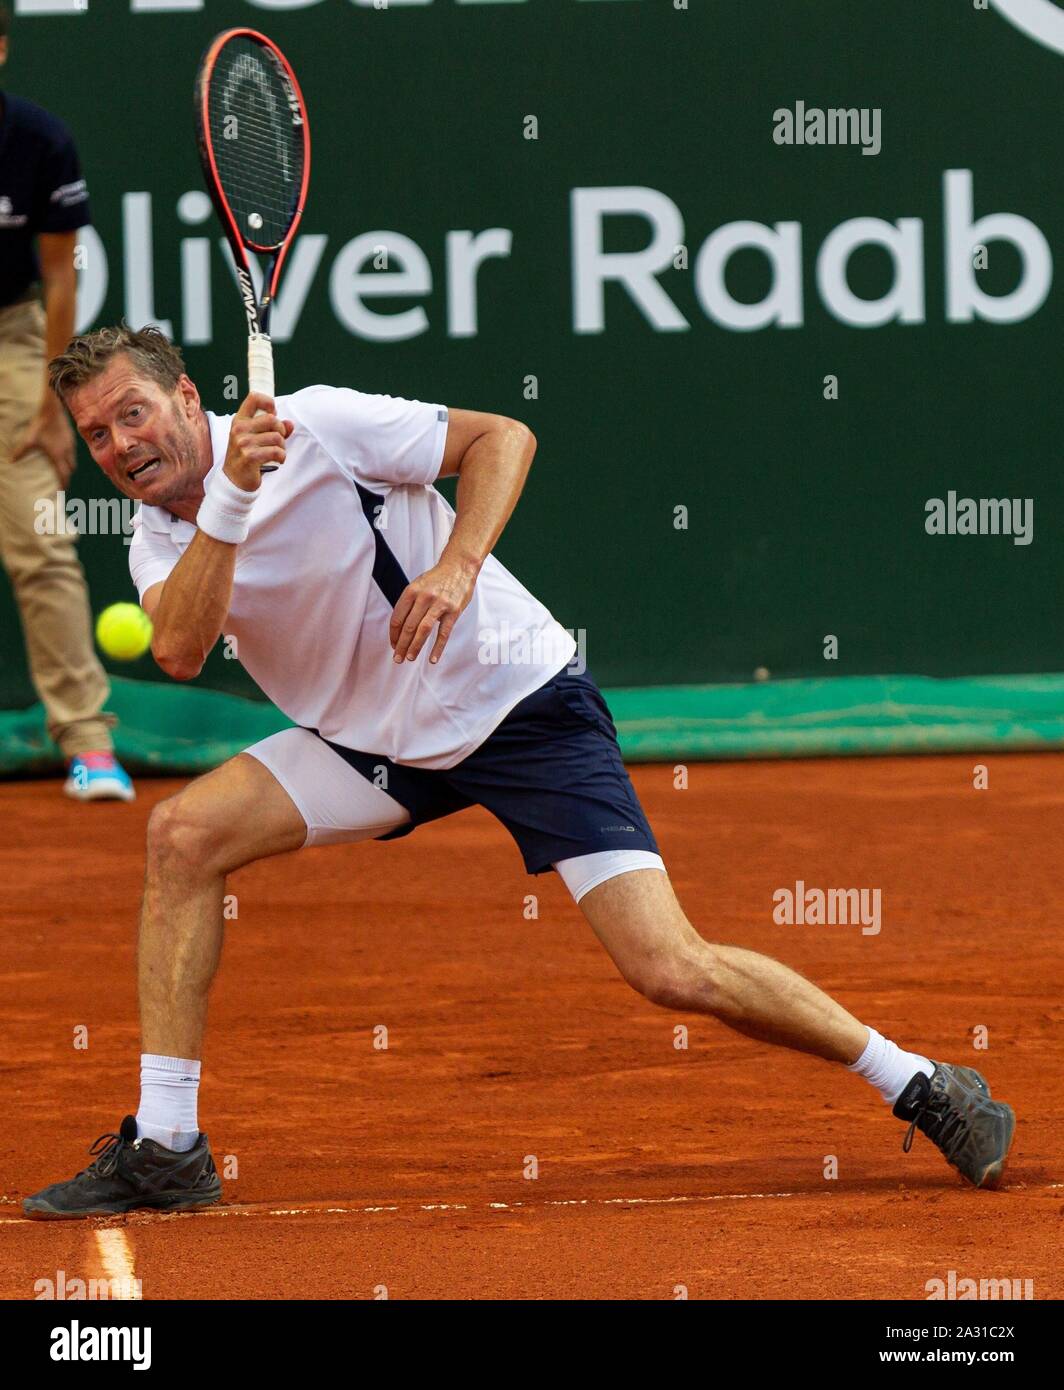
[140,530,237,680]
[141,394,292,680]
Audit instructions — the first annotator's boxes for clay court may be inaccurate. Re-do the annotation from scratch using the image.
[3,753,1060,1301]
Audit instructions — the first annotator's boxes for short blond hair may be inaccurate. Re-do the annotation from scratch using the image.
[49,323,187,405]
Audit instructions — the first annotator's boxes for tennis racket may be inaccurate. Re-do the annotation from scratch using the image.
[194,28,311,472]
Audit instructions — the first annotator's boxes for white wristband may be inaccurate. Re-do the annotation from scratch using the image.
[196,469,258,545]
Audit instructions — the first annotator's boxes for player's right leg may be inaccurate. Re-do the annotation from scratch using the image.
[144,729,410,1061]
[137,748,308,1061]
[23,729,410,1219]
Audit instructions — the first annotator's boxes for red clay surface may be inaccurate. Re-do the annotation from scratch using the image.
[2,755,1061,1300]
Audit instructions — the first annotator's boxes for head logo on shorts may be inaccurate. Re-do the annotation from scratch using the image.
[992,0,1064,55]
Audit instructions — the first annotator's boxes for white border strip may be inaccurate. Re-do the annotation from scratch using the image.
[1,1181,1055,1226]
[92,1228,142,1300]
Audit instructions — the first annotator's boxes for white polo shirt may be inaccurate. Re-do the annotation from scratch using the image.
[128,385,576,768]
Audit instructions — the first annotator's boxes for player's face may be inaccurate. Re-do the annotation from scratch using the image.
[69,357,208,509]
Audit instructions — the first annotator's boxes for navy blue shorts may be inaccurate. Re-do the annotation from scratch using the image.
[314,668,659,875]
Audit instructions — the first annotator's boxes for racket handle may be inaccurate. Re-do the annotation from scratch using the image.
[248,333,275,397]
[248,334,280,473]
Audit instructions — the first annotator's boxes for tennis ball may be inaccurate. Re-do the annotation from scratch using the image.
[95,603,153,661]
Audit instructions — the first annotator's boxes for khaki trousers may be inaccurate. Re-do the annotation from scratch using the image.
[0,297,114,757]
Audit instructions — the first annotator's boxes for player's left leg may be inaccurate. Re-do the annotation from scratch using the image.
[571,863,1015,1187]
[574,865,867,1062]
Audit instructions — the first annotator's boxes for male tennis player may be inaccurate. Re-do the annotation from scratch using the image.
[0,4,132,801]
[23,324,1015,1217]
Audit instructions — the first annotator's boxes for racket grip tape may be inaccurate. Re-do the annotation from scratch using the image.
[248,333,275,397]
[247,334,280,473]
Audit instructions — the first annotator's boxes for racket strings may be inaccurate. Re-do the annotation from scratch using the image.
[207,36,305,249]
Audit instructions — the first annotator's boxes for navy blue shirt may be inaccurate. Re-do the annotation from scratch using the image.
[0,94,91,309]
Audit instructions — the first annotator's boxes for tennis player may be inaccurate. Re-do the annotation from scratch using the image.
[23,324,1015,1217]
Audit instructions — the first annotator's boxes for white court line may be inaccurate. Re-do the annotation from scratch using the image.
[267,1206,400,1216]
[197,1190,797,1219]
[92,1228,141,1300]
[2,1180,1059,1226]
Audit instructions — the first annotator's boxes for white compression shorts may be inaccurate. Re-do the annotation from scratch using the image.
[244,727,666,904]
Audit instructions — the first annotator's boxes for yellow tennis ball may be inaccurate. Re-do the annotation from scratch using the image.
[95,602,153,661]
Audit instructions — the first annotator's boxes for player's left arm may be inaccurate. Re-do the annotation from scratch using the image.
[389,409,536,664]
[13,230,79,485]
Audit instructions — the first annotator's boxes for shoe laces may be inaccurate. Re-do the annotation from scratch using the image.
[902,1085,968,1161]
[78,1129,134,1179]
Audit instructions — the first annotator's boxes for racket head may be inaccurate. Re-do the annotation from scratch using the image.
[194,28,310,286]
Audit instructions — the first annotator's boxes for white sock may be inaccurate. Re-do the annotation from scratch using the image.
[136,1054,201,1153]
[849,1027,934,1105]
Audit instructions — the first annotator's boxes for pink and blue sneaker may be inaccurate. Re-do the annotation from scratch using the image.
[63,751,135,803]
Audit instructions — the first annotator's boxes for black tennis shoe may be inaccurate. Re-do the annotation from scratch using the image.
[23,1115,222,1219]
[893,1063,1015,1189]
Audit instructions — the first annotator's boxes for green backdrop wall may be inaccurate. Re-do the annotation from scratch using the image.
[2,0,1063,711]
